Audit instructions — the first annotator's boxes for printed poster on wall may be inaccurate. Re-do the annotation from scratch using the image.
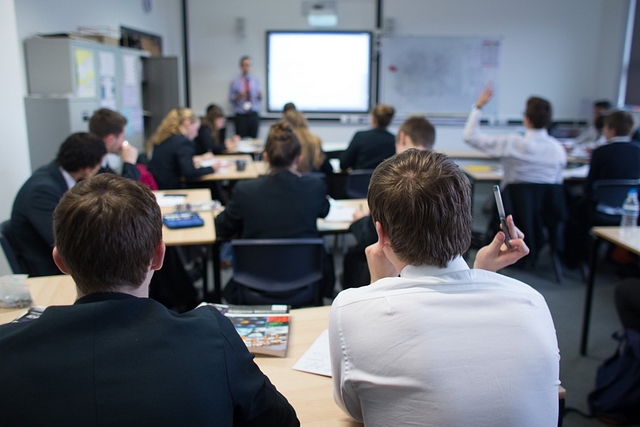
[75,49,96,98]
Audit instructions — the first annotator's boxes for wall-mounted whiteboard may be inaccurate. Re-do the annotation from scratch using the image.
[379,36,501,117]
[267,31,372,113]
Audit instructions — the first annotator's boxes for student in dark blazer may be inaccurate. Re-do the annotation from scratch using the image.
[340,104,396,170]
[0,175,299,426]
[194,104,240,155]
[147,107,216,190]
[89,108,140,181]
[216,121,329,239]
[10,133,106,277]
[216,121,331,302]
[584,110,640,199]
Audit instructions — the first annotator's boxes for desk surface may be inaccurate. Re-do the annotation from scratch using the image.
[0,275,77,325]
[254,306,360,426]
[591,227,640,255]
[157,189,217,245]
[318,199,367,234]
[198,154,259,181]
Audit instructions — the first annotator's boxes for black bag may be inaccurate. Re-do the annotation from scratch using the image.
[588,329,640,425]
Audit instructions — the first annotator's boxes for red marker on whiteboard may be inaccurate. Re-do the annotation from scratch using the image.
[389,65,397,72]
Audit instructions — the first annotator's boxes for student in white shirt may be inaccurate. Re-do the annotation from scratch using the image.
[463,85,567,187]
[329,149,561,427]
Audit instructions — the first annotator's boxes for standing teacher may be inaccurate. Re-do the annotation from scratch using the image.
[229,56,262,138]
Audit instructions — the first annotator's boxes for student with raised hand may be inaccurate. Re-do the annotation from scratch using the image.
[147,107,216,189]
[89,108,140,181]
[11,133,106,277]
[0,174,300,427]
[283,109,332,175]
[329,149,558,427]
[340,104,396,171]
[463,84,567,187]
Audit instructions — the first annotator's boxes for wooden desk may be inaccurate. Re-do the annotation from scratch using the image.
[318,199,368,234]
[157,189,221,301]
[438,148,492,160]
[198,154,259,181]
[0,275,76,325]
[254,306,361,427]
[158,189,217,246]
[581,227,640,355]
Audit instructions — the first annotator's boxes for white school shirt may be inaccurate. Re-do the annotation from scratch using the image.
[463,107,567,187]
[329,257,560,427]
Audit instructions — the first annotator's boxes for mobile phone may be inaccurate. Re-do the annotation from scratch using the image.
[492,185,512,249]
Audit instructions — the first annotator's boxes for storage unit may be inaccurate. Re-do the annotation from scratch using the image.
[24,37,148,170]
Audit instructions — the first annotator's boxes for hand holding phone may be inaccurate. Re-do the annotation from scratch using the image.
[493,185,512,249]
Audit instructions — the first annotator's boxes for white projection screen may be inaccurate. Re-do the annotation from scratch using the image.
[267,31,372,113]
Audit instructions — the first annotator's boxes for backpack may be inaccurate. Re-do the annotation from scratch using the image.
[588,329,640,425]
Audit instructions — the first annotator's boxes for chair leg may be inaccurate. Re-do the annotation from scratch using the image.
[552,250,564,284]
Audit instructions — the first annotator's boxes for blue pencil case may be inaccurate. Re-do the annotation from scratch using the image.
[162,212,205,229]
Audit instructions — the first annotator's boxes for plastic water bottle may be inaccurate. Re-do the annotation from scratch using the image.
[620,188,639,230]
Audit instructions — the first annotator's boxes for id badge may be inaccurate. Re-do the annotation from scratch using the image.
[243,101,253,111]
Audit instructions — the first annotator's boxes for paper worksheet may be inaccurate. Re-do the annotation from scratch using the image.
[292,329,332,377]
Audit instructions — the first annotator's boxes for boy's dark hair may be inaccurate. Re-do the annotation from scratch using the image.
[525,97,552,129]
[604,110,634,136]
[398,117,436,149]
[53,174,162,294]
[89,108,127,139]
[56,133,106,172]
[368,150,472,268]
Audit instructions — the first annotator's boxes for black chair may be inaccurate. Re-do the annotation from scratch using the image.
[0,220,26,274]
[591,179,640,226]
[489,184,567,283]
[231,238,325,306]
[345,169,374,199]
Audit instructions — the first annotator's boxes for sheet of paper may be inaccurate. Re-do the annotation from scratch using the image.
[562,164,590,179]
[292,329,332,377]
[324,206,356,222]
[154,193,186,208]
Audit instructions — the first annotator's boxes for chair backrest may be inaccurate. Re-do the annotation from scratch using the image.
[345,169,375,199]
[498,184,568,262]
[231,238,325,306]
[0,220,26,274]
[592,179,640,226]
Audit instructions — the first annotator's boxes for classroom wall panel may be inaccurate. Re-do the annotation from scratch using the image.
[0,0,31,276]
[189,0,629,122]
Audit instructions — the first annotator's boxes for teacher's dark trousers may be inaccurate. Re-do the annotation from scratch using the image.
[235,111,260,138]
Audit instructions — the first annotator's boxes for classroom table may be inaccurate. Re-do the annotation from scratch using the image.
[197,154,259,181]
[0,275,76,325]
[437,148,492,160]
[253,305,360,426]
[318,199,367,234]
[580,226,640,355]
[156,189,221,302]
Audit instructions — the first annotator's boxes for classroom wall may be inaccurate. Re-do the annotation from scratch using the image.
[0,0,32,276]
[13,0,186,104]
[188,0,630,146]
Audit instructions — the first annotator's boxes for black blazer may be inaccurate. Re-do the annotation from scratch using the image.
[194,124,227,155]
[10,161,67,276]
[216,170,330,239]
[584,140,640,198]
[340,128,396,170]
[98,161,141,181]
[148,134,214,189]
[0,292,299,426]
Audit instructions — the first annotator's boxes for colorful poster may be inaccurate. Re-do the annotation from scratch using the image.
[75,49,96,98]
